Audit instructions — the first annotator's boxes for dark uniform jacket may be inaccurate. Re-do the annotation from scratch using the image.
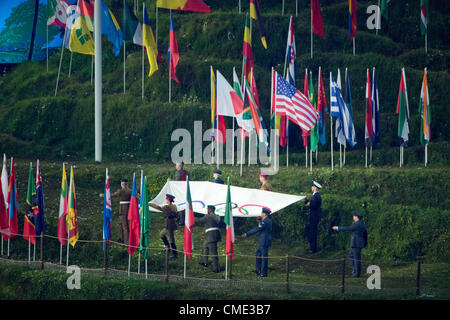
[150,203,178,231]
[197,213,222,243]
[307,192,322,225]
[338,220,368,248]
[173,169,188,181]
[214,177,224,184]
[111,188,132,216]
[246,217,272,247]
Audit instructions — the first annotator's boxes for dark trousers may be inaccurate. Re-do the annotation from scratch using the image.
[201,241,219,272]
[349,247,362,277]
[307,222,319,252]
[118,215,129,244]
[256,245,269,276]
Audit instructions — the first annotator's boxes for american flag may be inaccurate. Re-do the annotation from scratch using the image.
[273,71,319,132]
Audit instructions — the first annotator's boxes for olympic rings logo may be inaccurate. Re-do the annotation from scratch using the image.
[176,200,271,216]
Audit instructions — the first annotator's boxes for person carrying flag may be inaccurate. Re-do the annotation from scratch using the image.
[241,207,273,277]
[149,194,179,259]
[100,178,131,244]
[197,205,221,273]
[304,181,322,253]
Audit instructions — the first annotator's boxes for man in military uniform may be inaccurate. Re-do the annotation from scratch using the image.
[259,173,273,191]
[149,194,179,259]
[168,161,188,182]
[197,205,222,273]
[213,168,224,184]
[304,181,322,253]
[241,208,273,277]
[100,178,131,244]
[332,211,368,278]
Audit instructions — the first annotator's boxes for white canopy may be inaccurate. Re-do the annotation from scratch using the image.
[149,181,305,218]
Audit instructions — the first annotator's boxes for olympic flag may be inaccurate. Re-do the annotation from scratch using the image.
[149,181,305,218]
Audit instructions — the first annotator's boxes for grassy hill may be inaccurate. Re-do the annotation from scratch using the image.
[0,0,448,162]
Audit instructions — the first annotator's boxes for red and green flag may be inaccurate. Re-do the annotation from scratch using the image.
[224,177,234,259]
[67,166,78,247]
[396,68,410,145]
[23,163,36,244]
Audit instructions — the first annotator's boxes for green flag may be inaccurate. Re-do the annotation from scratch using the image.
[139,176,150,259]
[123,0,143,45]
[380,0,390,20]
[309,72,319,152]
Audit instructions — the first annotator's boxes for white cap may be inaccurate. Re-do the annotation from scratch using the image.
[312,181,322,189]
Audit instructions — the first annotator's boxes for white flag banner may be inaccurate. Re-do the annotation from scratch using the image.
[149,181,305,218]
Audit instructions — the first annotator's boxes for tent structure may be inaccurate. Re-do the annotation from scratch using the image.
[149,181,305,218]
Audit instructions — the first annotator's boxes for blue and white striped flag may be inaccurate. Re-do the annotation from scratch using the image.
[330,72,357,148]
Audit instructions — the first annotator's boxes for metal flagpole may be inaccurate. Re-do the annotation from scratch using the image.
[46,23,48,72]
[370,146,373,162]
[296,0,298,17]
[353,38,355,56]
[232,120,235,165]
[33,242,36,261]
[310,7,313,59]
[124,40,126,94]
[128,254,131,276]
[425,144,428,167]
[365,146,368,168]
[344,145,346,165]
[282,0,285,16]
[28,239,31,264]
[94,0,102,162]
[216,112,219,169]
[340,144,342,168]
[239,0,241,14]
[248,131,251,167]
[60,242,62,264]
[305,144,308,168]
[183,254,187,279]
[240,130,244,176]
[91,56,93,85]
[330,72,334,170]
[376,0,380,35]
[309,145,312,172]
[68,52,73,77]
[55,26,68,96]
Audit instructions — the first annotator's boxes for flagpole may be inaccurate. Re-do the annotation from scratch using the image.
[68,52,73,77]
[91,56,93,85]
[123,40,126,94]
[296,0,298,17]
[344,145,346,165]
[232,119,235,165]
[309,144,312,172]
[376,0,380,35]
[425,144,428,167]
[60,242,62,264]
[353,38,355,56]
[282,0,285,16]
[240,129,244,176]
[55,26,68,96]
[128,254,131,276]
[142,4,145,100]
[225,254,228,280]
[183,253,187,279]
[94,0,102,162]
[216,112,219,169]
[305,143,308,168]
[330,72,334,171]
[28,239,31,264]
[310,6,313,59]
[168,11,172,104]
[370,145,373,162]
[239,0,241,14]
[365,146,368,168]
[33,241,36,261]
[46,22,48,72]
[339,143,342,168]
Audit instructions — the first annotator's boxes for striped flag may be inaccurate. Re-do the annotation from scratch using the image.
[224,177,234,259]
[330,73,357,148]
[6,158,18,241]
[24,163,36,244]
[242,14,254,84]
[419,68,431,146]
[58,164,69,245]
[365,68,374,146]
[168,10,180,83]
[273,70,319,133]
[343,69,357,147]
[396,68,410,146]
[371,68,380,146]
[35,160,45,236]
[184,176,195,259]
[143,4,159,77]
[67,166,78,247]
[249,0,267,49]
[103,168,112,250]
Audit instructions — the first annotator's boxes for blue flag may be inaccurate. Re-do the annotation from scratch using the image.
[103,168,112,250]
[100,0,123,56]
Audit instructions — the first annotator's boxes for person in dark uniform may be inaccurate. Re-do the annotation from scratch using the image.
[213,168,224,184]
[304,181,322,253]
[259,173,273,191]
[100,178,131,244]
[168,161,188,182]
[197,205,222,273]
[241,208,273,277]
[149,194,179,259]
[332,211,368,278]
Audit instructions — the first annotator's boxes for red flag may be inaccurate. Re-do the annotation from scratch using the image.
[348,0,357,40]
[365,68,373,145]
[184,176,195,259]
[0,171,7,239]
[168,10,180,83]
[127,173,140,256]
[216,115,227,144]
[311,0,325,39]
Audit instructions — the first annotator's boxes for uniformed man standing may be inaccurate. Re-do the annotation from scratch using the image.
[304,181,322,253]
[241,208,273,277]
[213,169,224,184]
[259,173,273,191]
[168,161,188,182]
[197,205,222,273]
[100,178,131,244]
[332,211,368,278]
[149,194,179,259]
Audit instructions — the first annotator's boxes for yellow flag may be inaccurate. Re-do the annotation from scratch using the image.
[143,6,158,77]
[69,16,94,55]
